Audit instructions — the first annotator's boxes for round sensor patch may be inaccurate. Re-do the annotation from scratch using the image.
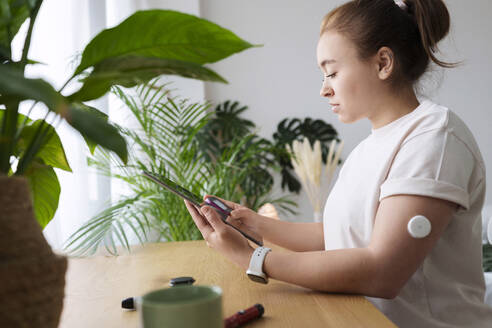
[407,215,431,238]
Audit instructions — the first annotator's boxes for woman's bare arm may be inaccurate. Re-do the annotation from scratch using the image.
[257,215,324,252]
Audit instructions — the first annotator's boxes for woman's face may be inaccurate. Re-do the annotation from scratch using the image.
[316,31,382,123]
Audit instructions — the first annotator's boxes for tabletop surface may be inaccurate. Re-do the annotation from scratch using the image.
[59,240,396,328]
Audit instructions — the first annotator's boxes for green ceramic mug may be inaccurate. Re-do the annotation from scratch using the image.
[137,285,223,328]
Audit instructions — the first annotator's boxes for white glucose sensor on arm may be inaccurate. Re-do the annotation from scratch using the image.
[407,215,431,238]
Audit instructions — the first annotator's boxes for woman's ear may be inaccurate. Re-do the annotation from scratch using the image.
[376,46,395,80]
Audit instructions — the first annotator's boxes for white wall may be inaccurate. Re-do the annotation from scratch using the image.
[200,0,492,221]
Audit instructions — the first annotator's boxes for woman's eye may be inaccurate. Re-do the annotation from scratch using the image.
[322,72,337,81]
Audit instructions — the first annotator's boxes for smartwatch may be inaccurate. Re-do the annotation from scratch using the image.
[246,246,271,284]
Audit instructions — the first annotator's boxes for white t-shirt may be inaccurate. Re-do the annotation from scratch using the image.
[322,99,492,327]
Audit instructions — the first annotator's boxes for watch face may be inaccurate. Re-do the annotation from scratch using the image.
[247,273,268,284]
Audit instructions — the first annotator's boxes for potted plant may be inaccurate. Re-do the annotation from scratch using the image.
[0,1,255,326]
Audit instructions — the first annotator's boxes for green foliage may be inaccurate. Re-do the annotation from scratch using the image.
[202,133,296,215]
[71,102,109,155]
[197,101,279,209]
[484,243,492,272]
[73,10,256,75]
[13,114,71,172]
[0,0,31,60]
[67,103,128,163]
[69,56,228,102]
[0,65,66,112]
[0,110,68,227]
[198,101,342,197]
[24,159,60,228]
[65,82,296,255]
[0,3,255,228]
[197,100,256,159]
[64,83,212,255]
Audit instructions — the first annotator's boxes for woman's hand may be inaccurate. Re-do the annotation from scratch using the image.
[203,195,264,245]
[184,200,254,269]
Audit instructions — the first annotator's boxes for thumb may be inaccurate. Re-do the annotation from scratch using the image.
[201,206,226,232]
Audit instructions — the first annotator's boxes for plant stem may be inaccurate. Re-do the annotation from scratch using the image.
[21,0,43,70]
[15,109,53,175]
[6,24,12,59]
[0,100,20,174]
[15,100,38,140]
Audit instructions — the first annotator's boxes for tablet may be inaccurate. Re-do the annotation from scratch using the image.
[143,171,203,207]
[142,170,263,246]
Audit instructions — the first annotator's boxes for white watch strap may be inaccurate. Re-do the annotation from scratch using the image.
[247,246,271,276]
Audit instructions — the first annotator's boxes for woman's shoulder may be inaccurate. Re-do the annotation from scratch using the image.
[404,99,486,173]
[405,100,470,142]
[405,99,449,135]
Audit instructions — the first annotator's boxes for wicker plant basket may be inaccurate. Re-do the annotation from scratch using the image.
[0,176,67,327]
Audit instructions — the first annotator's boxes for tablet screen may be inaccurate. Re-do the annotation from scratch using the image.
[143,171,203,206]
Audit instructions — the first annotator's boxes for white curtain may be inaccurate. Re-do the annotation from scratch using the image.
[10,0,203,250]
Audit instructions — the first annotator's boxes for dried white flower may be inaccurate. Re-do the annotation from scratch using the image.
[288,138,344,221]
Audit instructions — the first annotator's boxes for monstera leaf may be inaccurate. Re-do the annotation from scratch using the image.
[197,100,256,161]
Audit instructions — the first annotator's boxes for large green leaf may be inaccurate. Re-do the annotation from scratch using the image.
[71,102,108,154]
[25,160,60,228]
[0,65,68,114]
[68,103,127,163]
[69,56,227,102]
[73,9,255,76]
[17,119,72,172]
[0,65,128,164]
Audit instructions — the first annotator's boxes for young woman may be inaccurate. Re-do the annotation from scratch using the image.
[185,0,492,326]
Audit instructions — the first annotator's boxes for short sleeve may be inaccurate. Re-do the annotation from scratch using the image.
[380,128,475,210]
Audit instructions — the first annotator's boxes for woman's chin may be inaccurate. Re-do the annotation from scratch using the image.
[338,113,360,124]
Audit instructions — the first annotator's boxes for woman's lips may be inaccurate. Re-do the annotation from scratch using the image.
[330,104,340,113]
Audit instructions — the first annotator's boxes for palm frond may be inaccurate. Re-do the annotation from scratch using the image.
[66,81,211,255]
[63,192,156,256]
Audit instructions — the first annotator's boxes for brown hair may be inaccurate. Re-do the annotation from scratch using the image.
[320,0,457,87]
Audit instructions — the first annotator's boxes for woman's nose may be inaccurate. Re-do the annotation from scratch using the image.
[320,85,334,98]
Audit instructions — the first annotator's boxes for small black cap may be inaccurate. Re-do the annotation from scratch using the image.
[254,303,265,316]
[121,297,135,309]
[169,276,196,287]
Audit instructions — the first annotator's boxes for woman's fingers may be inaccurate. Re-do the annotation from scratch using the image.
[184,200,213,238]
[225,216,243,229]
[201,206,226,233]
[227,208,263,244]
[230,208,252,220]
[203,194,241,210]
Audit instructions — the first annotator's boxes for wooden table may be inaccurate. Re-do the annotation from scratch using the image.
[59,241,396,327]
